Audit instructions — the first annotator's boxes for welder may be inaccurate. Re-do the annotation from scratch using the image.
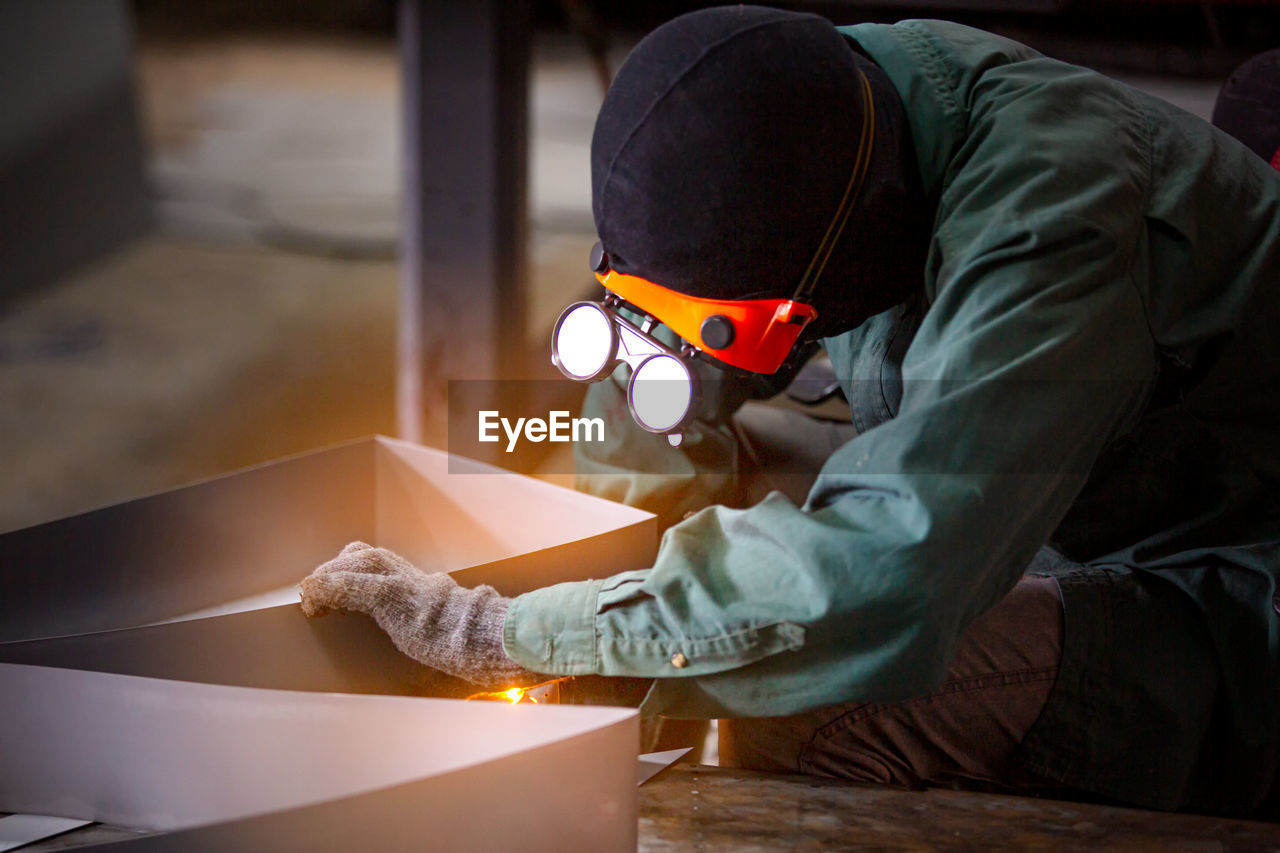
[301,7,1280,814]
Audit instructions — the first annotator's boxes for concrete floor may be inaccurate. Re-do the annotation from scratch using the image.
[0,25,1230,534]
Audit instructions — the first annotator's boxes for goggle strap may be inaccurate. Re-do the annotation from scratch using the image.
[792,68,876,305]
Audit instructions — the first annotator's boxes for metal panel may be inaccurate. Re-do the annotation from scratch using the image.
[0,436,655,694]
[0,440,377,643]
[0,664,637,850]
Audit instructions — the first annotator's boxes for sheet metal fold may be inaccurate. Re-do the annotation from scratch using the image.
[0,437,656,850]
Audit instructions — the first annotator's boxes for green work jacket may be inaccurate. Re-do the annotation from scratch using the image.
[505,20,1280,812]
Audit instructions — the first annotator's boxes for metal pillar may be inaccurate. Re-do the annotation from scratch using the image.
[397,0,530,445]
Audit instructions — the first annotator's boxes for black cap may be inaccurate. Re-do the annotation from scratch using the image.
[591,6,868,301]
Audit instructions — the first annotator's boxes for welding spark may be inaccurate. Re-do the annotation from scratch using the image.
[464,679,566,703]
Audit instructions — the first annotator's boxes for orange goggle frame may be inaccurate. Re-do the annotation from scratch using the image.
[594,269,818,375]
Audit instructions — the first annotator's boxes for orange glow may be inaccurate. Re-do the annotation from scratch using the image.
[464,678,567,704]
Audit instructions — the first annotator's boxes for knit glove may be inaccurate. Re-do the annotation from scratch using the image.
[299,541,542,688]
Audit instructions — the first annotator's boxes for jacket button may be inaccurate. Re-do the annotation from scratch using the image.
[671,652,689,668]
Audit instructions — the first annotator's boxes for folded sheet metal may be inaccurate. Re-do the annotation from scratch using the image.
[0,436,655,696]
[0,814,93,850]
[1,664,638,850]
[0,437,656,849]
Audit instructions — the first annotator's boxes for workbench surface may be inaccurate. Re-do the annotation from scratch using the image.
[637,765,1280,851]
[10,764,1280,850]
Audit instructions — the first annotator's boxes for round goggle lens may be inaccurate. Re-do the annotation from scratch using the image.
[553,303,615,380]
[628,354,694,433]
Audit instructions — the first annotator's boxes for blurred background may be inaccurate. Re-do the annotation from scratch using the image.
[0,0,1276,533]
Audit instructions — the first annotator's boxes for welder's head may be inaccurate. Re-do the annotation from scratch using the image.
[590,5,884,336]
[554,6,927,443]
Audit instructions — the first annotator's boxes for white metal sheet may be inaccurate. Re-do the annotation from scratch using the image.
[0,664,638,851]
[0,437,658,850]
[0,814,93,851]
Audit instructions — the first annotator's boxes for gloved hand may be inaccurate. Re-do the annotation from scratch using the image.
[299,541,542,688]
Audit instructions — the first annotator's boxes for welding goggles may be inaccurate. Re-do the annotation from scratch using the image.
[551,250,820,446]
[552,68,875,444]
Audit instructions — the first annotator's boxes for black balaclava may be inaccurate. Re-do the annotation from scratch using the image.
[591,5,930,340]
